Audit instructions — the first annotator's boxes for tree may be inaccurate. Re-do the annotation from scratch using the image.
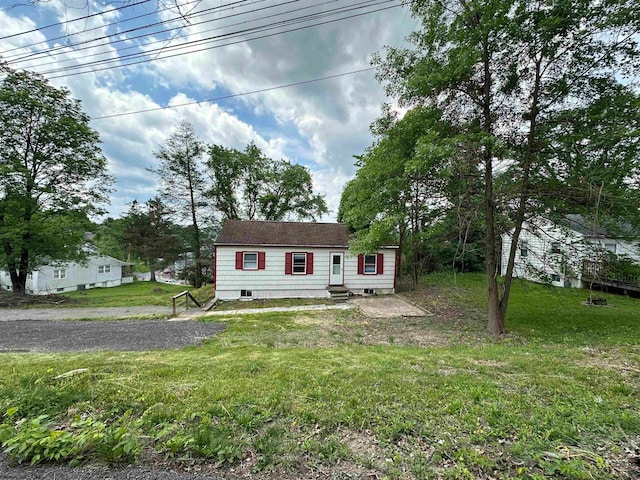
[121,197,181,282]
[372,0,640,333]
[0,67,111,294]
[152,121,207,288]
[91,217,131,262]
[206,142,328,221]
[339,106,470,287]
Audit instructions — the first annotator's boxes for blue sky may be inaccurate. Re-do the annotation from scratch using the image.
[0,0,417,220]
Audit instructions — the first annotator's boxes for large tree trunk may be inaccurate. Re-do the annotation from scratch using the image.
[480,33,505,335]
[186,155,203,289]
[149,260,157,282]
[9,268,27,295]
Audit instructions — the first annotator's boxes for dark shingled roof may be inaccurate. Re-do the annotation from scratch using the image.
[215,220,351,247]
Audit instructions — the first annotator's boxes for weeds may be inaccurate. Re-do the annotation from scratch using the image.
[1,273,639,478]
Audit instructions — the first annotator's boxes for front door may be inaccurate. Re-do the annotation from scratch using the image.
[330,252,344,285]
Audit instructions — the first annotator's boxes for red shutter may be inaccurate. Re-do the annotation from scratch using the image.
[235,251,243,270]
[357,254,364,275]
[285,252,292,275]
[306,252,314,275]
[377,253,384,275]
[258,252,266,270]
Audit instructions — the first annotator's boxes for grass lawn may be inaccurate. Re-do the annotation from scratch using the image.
[54,281,214,308]
[1,273,639,479]
[215,297,336,311]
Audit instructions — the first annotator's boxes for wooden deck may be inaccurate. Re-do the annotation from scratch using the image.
[581,260,640,293]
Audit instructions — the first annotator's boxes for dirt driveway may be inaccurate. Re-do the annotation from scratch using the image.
[0,319,225,352]
[351,294,430,318]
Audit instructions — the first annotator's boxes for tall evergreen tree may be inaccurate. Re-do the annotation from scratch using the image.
[121,198,181,282]
[151,121,207,288]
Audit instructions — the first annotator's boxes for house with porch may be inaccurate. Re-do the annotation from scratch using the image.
[213,220,397,300]
[501,215,640,292]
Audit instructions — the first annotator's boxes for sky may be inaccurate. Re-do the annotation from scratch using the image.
[0,0,418,221]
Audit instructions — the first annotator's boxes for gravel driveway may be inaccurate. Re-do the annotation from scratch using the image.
[0,319,225,352]
[0,454,223,480]
[0,306,173,321]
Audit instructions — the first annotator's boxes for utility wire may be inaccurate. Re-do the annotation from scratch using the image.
[1,0,251,59]
[43,3,400,79]
[91,67,375,120]
[0,0,153,40]
[7,0,297,66]
[31,0,386,74]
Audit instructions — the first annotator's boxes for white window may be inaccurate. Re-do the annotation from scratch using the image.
[551,274,561,282]
[243,252,258,270]
[98,265,111,274]
[27,273,33,280]
[550,242,562,254]
[604,243,617,254]
[520,242,528,258]
[240,289,252,298]
[53,268,66,279]
[364,255,377,274]
[292,253,306,274]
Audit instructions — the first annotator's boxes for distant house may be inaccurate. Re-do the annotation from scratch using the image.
[0,247,134,295]
[214,220,398,300]
[501,215,640,290]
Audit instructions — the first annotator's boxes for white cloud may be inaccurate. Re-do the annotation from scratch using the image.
[1,0,418,222]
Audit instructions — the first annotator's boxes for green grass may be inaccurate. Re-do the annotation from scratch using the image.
[59,281,214,308]
[1,273,639,479]
[215,297,336,311]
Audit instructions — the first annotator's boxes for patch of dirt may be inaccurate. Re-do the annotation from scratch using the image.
[401,285,483,326]
[578,348,640,376]
[340,428,383,465]
[314,312,449,348]
[0,290,76,308]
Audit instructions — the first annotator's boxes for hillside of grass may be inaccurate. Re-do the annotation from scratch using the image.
[57,281,214,308]
[1,273,639,479]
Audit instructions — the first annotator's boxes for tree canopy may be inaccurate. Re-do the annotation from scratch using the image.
[344,0,640,333]
[206,142,328,221]
[0,67,111,294]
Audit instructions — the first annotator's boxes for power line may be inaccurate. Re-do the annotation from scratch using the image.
[7,0,297,66]
[44,3,400,79]
[1,0,251,59]
[0,0,153,41]
[30,0,384,74]
[91,67,376,120]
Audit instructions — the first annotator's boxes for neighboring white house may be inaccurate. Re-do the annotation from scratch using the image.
[0,249,134,295]
[501,215,640,289]
[214,220,398,300]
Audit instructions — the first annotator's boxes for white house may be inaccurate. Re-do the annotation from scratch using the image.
[214,220,398,301]
[501,215,640,289]
[0,249,134,295]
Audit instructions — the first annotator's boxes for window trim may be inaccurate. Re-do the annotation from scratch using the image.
[363,254,377,275]
[519,241,529,258]
[240,289,253,298]
[292,252,307,275]
[53,268,67,280]
[243,252,259,270]
[98,265,111,274]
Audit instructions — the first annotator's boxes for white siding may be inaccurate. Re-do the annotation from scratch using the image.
[0,254,129,295]
[215,246,396,300]
[501,220,640,288]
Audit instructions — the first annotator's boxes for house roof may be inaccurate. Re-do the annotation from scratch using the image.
[563,214,637,238]
[215,220,352,247]
[563,214,609,237]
